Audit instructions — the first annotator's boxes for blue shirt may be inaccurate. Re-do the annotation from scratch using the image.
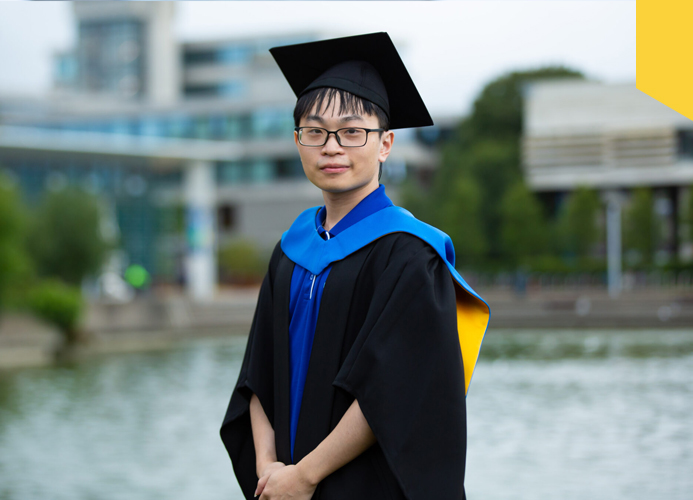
[288,184,393,460]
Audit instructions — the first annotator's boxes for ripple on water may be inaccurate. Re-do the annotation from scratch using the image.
[0,331,692,500]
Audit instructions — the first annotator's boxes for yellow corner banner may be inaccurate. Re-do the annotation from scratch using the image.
[637,1,693,120]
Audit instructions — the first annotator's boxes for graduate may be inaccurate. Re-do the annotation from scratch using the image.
[220,32,490,500]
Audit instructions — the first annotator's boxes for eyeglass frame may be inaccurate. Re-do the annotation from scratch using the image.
[294,126,385,147]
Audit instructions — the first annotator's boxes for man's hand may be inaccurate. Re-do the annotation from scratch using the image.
[257,464,317,500]
[253,398,374,499]
[254,461,286,497]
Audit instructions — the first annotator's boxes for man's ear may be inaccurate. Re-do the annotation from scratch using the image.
[377,130,394,163]
[294,129,300,147]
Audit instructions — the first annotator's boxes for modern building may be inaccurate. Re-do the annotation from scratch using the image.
[522,79,693,263]
[0,3,438,299]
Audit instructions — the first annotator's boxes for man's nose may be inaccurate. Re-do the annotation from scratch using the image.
[322,132,343,152]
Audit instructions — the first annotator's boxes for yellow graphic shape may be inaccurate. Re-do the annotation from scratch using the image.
[637,0,693,120]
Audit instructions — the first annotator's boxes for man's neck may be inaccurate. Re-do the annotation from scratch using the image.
[322,180,379,232]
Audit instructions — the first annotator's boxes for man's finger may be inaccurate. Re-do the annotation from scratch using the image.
[255,474,269,496]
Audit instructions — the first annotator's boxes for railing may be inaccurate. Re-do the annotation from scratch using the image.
[461,270,693,291]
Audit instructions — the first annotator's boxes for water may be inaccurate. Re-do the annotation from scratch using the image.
[1,330,691,500]
[466,330,693,500]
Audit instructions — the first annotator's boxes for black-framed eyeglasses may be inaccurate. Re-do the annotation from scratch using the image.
[295,127,385,147]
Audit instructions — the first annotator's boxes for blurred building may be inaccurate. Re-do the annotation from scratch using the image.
[523,79,693,263]
[0,3,437,298]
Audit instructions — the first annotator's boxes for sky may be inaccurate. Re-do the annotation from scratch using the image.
[0,1,636,117]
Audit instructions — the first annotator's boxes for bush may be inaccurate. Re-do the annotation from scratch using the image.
[0,171,34,310]
[26,280,84,344]
[624,188,658,268]
[500,182,549,268]
[218,240,267,284]
[556,186,602,260]
[26,187,110,285]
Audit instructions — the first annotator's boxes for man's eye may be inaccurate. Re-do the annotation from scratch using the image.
[343,129,360,135]
[307,129,323,135]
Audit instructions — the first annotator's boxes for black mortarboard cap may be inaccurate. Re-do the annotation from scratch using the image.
[269,32,433,129]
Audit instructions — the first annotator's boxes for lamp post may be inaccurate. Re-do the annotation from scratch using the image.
[605,190,623,298]
[184,160,217,300]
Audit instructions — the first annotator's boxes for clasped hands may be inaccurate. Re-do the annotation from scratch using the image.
[254,461,317,500]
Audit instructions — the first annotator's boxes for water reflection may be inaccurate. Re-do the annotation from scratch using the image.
[479,329,693,360]
[468,329,693,500]
[0,337,249,500]
[0,330,691,500]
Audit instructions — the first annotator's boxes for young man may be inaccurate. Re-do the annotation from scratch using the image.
[220,33,490,500]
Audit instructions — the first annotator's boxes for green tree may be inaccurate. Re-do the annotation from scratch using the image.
[469,67,583,141]
[438,175,486,267]
[556,187,602,265]
[499,182,549,267]
[0,172,33,310]
[687,186,693,245]
[26,279,84,344]
[407,66,584,269]
[399,178,432,224]
[218,239,268,284]
[624,188,657,268]
[27,187,110,285]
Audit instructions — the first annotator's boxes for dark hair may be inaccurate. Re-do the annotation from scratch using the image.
[293,87,390,130]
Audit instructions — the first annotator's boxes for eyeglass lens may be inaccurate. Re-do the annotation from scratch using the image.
[299,128,369,147]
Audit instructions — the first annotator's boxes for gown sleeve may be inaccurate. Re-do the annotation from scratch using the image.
[332,238,468,500]
[220,242,281,500]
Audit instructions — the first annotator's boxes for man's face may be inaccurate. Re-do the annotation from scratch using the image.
[294,95,394,195]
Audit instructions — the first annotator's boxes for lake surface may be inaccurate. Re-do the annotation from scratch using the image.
[1,329,691,500]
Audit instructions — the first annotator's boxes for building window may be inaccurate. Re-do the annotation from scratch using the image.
[167,115,193,138]
[223,115,247,140]
[218,204,237,232]
[416,126,441,146]
[677,129,693,159]
[251,107,293,138]
[112,119,131,136]
[184,84,218,98]
[219,81,247,99]
[54,52,78,86]
[277,158,304,179]
[140,117,165,137]
[77,18,145,97]
[216,45,251,64]
[217,161,248,184]
[152,170,183,189]
[250,160,276,183]
[184,82,246,100]
[183,50,216,66]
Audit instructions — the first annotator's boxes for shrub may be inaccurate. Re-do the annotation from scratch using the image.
[26,187,110,285]
[0,171,34,310]
[26,280,84,344]
[218,240,267,284]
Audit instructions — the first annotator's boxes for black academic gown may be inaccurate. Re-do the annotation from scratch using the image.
[220,232,467,500]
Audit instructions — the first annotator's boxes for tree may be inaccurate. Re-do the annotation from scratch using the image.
[27,187,110,285]
[438,175,486,267]
[624,188,657,268]
[499,182,549,267]
[469,67,583,141]
[218,239,268,284]
[407,66,585,269]
[687,186,693,246]
[0,171,33,309]
[556,187,602,265]
[26,279,84,344]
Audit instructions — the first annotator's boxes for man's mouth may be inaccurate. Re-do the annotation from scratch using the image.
[320,164,349,173]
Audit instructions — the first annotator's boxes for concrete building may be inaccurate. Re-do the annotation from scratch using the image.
[522,79,693,263]
[0,3,438,299]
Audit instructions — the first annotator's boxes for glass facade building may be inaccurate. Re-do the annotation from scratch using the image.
[78,19,146,97]
[0,5,436,290]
